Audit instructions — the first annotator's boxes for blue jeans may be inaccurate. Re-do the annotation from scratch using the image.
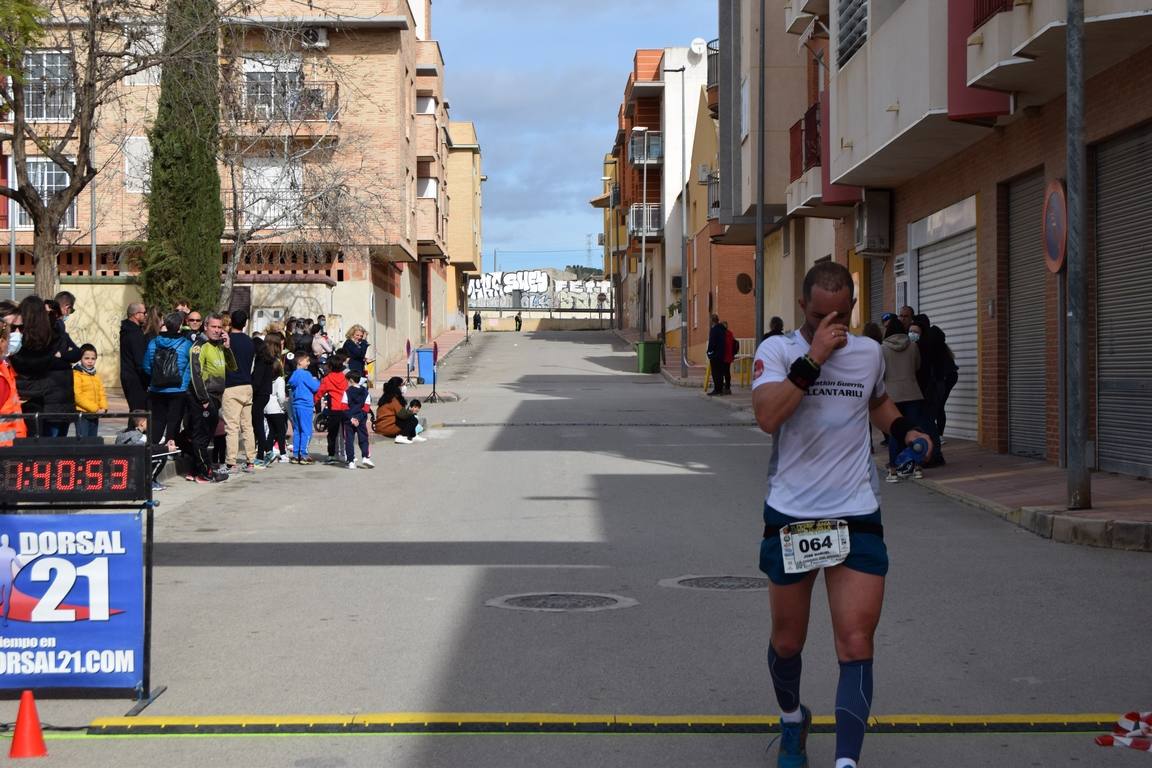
[75,416,100,437]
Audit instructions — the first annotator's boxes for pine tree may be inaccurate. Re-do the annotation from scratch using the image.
[142,0,223,312]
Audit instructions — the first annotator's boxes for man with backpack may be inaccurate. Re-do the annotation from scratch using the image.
[143,310,193,445]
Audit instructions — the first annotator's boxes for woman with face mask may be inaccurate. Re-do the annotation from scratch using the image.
[0,319,29,447]
[8,296,82,437]
[880,319,925,482]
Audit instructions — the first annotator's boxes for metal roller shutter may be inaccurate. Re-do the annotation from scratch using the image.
[917,231,978,441]
[1007,172,1047,458]
[1096,124,1152,477]
[869,256,884,323]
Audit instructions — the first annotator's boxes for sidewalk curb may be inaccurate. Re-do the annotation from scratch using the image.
[913,476,1152,552]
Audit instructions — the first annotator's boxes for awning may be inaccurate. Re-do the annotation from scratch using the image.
[589,191,611,209]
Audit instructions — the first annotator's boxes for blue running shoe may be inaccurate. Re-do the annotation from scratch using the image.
[777,704,811,768]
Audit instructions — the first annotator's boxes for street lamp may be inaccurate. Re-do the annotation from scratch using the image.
[632,125,649,339]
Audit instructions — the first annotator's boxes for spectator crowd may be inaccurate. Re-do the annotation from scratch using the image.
[0,295,428,490]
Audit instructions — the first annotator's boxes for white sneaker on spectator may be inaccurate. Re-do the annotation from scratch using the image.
[278,454,290,463]
[395,436,413,444]
[346,461,356,470]
[413,435,427,442]
[360,458,375,468]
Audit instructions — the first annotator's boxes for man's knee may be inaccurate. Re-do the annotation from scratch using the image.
[834,627,876,661]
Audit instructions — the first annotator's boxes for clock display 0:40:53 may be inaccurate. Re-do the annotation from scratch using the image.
[2,458,132,493]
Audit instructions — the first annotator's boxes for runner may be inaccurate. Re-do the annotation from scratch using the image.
[751,262,932,768]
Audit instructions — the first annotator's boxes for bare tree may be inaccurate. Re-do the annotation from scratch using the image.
[214,26,386,310]
[0,0,239,298]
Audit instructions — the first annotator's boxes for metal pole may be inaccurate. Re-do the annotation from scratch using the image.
[753,0,766,341]
[1066,0,1090,509]
[8,198,14,300]
[666,66,689,380]
[640,131,649,340]
[90,162,97,276]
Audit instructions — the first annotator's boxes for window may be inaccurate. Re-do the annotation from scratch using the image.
[242,54,302,121]
[416,177,438,198]
[416,96,437,115]
[23,51,73,121]
[123,137,150,193]
[242,159,302,228]
[837,0,868,68]
[124,26,163,86]
[17,159,75,228]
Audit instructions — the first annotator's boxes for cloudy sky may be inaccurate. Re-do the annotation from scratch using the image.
[434,1,717,273]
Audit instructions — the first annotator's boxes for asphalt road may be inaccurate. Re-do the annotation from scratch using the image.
[19,331,1151,766]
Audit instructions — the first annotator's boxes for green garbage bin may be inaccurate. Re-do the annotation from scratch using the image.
[635,340,662,374]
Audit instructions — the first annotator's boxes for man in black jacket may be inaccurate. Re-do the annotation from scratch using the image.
[222,310,257,472]
[119,303,150,411]
[706,314,727,396]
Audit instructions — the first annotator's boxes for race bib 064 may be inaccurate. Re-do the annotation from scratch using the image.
[780,519,851,574]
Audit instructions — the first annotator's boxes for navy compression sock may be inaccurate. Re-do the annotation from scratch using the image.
[767,644,803,714]
[835,658,874,762]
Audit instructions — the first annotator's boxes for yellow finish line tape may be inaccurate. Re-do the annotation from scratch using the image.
[86,711,1120,734]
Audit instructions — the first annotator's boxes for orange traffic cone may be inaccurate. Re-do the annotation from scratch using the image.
[9,689,47,758]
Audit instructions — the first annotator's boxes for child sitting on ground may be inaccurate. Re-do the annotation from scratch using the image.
[115,415,178,492]
[73,343,107,438]
[394,399,426,445]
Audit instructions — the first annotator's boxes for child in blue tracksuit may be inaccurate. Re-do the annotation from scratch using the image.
[287,353,320,464]
[342,369,373,469]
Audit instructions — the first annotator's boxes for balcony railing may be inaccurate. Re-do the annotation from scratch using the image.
[972,0,1012,32]
[628,203,662,237]
[628,131,664,164]
[789,102,821,182]
[706,39,720,89]
[706,174,720,219]
[224,187,347,230]
[230,80,339,123]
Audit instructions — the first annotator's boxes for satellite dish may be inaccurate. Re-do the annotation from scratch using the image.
[689,37,707,58]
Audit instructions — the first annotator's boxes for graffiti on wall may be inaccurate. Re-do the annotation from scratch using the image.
[467,270,613,310]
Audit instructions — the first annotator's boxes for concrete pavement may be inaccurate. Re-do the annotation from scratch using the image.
[11,330,1149,767]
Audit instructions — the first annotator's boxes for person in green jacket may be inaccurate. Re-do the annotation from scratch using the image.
[186,313,237,483]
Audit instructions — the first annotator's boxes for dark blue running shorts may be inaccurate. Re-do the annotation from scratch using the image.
[759,504,889,586]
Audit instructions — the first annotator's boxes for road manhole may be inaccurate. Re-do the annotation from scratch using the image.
[659,575,772,591]
[486,592,638,612]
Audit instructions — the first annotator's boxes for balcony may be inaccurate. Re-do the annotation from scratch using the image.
[706,39,720,118]
[706,175,721,219]
[224,188,305,230]
[799,0,830,13]
[231,80,339,124]
[416,197,445,256]
[966,0,1152,107]
[789,103,821,182]
[628,203,662,238]
[786,2,816,34]
[416,113,438,159]
[972,0,1011,31]
[628,131,664,164]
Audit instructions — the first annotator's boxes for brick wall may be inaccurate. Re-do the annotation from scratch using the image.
[884,45,1152,457]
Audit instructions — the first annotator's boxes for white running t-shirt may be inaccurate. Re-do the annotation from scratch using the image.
[752,330,886,518]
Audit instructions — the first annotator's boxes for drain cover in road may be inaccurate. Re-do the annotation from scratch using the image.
[486,592,638,612]
[659,575,772,591]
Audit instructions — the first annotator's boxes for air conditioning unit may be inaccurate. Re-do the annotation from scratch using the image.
[671,275,683,290]
[854,188,892,256]
[301,27,329,49]
[697,164,711,184]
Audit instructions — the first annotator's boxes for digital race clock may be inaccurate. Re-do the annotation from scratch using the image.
[0,443,151,503]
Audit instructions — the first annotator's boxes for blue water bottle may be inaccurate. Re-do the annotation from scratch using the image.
[895,437,930,472]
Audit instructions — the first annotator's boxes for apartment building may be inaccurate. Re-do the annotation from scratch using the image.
[599,45,708,342]
[729,0,1152,477]
[445,120,483,324]
[683,45,754,366]
[1,0,479,389]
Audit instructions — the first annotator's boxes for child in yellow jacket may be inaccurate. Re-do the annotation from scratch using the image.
[73,343,108,438]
